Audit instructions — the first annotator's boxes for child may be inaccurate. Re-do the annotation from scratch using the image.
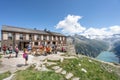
[23,49,28,65]
[15,46,19,58]
[8,44,13,59]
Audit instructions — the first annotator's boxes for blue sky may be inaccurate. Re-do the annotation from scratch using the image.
[0,0,120,39]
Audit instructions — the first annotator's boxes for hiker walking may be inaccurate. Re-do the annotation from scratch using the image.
[39,44,44,55]
[52,44,57,54]
[14,45,19,58]
[2,44,7,55]
[23,48,28,65]
[27,44,32,52]
[46,45,52,55]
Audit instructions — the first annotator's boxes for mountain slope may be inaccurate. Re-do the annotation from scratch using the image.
[112,40,120,57]
[67,35,109,57]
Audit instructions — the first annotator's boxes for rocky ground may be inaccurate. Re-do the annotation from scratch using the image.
[0,51,79,80]
[0,51,120,80]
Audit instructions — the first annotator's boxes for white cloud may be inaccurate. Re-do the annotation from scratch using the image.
[109,25,120,34]
[55,14,86,35]
[55,14,120,39]
[82,27,113,36]
[81,28,112,39]
[82,26,120,39]
[82,25,120,36]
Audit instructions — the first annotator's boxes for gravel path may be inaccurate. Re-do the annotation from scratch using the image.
[0,52,30,73]
[0,51,65,73]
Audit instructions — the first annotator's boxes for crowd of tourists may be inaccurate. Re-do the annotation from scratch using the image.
[2,44,19,58]
[1,43,66,65]
[31,44,58,56]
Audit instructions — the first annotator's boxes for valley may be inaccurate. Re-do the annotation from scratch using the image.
[67,34,120,63]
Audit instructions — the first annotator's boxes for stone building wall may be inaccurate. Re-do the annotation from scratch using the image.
[66,44,76,56]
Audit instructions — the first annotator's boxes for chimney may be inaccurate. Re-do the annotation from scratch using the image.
[34,28,37,30]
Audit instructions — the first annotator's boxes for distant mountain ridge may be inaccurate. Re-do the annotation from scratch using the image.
[84,34,120,40]
[112,41,120,57]
[67,34,109,58]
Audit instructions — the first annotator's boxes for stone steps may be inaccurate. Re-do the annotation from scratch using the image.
[51,65,80,80]
[2,52,80,80]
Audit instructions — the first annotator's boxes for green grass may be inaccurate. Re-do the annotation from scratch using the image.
[57,57,120,80]
[2,55,119,80]
[0,54,2,58]
[13,66,65,80]
[0,71,11,80]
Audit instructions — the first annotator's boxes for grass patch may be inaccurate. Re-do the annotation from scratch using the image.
[13,66,65,80]
[57,57,120,80]
[47,59,60,63]
[46,64,58,70]
[0,71,11,80]
[0,54,2,58]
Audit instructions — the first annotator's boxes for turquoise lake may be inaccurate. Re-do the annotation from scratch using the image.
[96,51,119,63]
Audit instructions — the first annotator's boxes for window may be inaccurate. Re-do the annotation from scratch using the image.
[36,35,39,40]
[53,36,56,40]
[49,36,52,40]
[61,37,63,41]
[20,34,23,40]
[8,33,13,40]
[35,42,38,46]
[39,35,41,40]
[43,36,46,40]
[29,34,32,40]
[58,36,60,41]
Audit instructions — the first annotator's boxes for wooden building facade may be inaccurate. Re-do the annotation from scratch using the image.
[1,25,66,50]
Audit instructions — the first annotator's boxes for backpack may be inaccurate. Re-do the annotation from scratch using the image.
[6,50,9,54]
[23,53,27,58]
[15,48,19,52]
